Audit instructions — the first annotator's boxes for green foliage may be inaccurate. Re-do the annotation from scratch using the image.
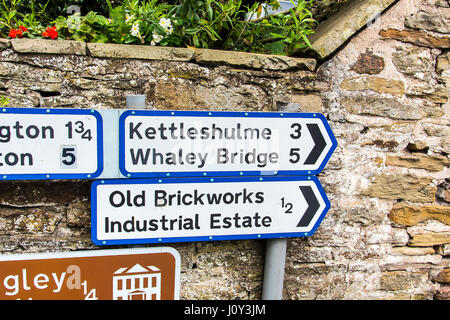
[230,0,317,55]
[0,0,49,36]
[0,95,10,106]
[268,0,316,54]
[0,0,317,56]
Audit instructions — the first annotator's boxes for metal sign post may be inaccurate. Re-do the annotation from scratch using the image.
[97,95,147,179]
[262,238,287,300]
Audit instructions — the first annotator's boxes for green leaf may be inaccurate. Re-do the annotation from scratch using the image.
[193,33,200,47]
[264,40,285,55]
[85,11,97,24]
[94,15,110,26]
[207,5,213,22]
[93,33,109,43]
[269,33,285,39]
[301,32,312,48]
[79,24,92,34]
[184,28,199,35]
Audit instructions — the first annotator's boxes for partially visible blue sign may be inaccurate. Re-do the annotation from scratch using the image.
[91,175,330,245]
[119,110,337,178]
[0,108,103,180]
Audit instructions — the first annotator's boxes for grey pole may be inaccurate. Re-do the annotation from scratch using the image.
[261,102,298,300]
[262,238,287,300]
[126,94,146,109]
[98,95,147,179]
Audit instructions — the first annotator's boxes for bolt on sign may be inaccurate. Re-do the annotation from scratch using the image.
[0,108,103,180]
[91,176,330,245]
[0,248,180,300]
[119,110,337,178]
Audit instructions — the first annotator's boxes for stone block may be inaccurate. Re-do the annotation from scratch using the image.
[380,270,428,291]
[195,48,316,71]
[392,47,433,80]
[361,174,436,203]
[0,38,11,49]
[422,123,450,137]
[379,28,450,48]
[389,203,450,226]
[390,247,435,256]
[385,153,450,171]
[340,76,405,95]
[303,0,398,58]
[87,42,195,61]
[406,83,448,104]
[350,51,385,74]
[434,268,450,284]
[405,8,450,34]
[407,140,429,152]
[291,94,323,113]
[409,232,450,246]
[12,207,63,234]
[149,80,270,111]
[362,139,399,151]
[435,286,450,300]
[11,38,86,55]
[341,96,443,120]
[66,201,90,227]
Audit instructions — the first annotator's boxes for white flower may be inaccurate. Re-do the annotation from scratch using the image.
[159,17,173,35]
[131,22,140,37]
[152,31,164,44]
[159,17,170,28]
[125,13,135,24]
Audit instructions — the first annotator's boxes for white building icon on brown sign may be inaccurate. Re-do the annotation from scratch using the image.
[112,264,161,300]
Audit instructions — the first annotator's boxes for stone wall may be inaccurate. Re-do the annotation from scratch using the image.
[285,0,449,300]
[0,0,448,300]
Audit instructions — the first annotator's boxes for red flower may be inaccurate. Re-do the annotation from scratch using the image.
[8,29,16,38]
[19,26,28,32]
[42,26,58,40]
[8,28,23,39]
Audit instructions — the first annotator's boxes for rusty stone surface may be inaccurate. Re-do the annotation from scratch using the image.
[379,28,450,48]
[350,51,385,74]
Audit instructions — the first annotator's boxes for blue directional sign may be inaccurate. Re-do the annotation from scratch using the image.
[91,176,330,245]
[119,110,337,178]
[0,108,103,180]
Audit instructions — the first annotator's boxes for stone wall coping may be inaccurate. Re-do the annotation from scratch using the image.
[11,38,86,56]
[302,0,399,59]
[3,38,317,72]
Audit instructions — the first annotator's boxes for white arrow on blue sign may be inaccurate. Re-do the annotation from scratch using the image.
[91,176,330,245]
[119,110,337,178]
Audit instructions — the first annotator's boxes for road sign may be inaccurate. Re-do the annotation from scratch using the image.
[0,108,103,180]
[0,247,180,300]
[91,176,330,245]
[119,110,337,178]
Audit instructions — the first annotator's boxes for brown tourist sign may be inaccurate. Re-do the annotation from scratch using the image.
[0,247,180,300]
